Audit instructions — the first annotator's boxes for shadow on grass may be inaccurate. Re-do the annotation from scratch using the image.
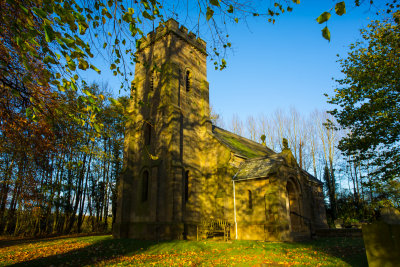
[10,236,157,267]
[7,236,368,266]
[0,233,107,249]
[293,237,368,267]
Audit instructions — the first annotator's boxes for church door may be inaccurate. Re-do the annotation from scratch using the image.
[286,179,302,232]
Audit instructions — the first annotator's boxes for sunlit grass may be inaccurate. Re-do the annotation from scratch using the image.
[0,235,367,266]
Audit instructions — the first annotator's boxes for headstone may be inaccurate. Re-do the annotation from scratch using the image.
[362,207,400,267]
[380,207,400,224]
[334,218,343,229]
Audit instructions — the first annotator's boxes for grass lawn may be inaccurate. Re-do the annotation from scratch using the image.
[0,235,367,266]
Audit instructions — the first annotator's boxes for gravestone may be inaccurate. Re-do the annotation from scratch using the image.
[362,207,400,267]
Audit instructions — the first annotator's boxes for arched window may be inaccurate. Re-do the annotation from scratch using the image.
[144,123,151,145]
[184,171,189,203]
[142,170,149,202]
[185,70,191,91]
[149,72,154,91]
[248,190,252,210]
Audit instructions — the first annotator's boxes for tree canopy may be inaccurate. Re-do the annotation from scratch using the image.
[2,0,400,235]
[327,10,400,182]
[1,0,394,130]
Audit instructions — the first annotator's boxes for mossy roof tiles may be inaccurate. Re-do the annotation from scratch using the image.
[212,125,322,184]
[212,126,274,159]
[233,155,283,181]
[233,156,322,184]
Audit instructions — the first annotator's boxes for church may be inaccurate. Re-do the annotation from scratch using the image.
[113,19,328,241]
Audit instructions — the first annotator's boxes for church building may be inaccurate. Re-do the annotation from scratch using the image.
[113,19,328,241]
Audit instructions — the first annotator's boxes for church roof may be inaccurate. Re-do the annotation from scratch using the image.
[301,169,324,185]
[212,126,275,159]
[234,156,323,185]
[233,155,283,181]
[212,125,323,185]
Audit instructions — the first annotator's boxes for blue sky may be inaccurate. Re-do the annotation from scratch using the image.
[207,0,376,123]
[84,1,380,123]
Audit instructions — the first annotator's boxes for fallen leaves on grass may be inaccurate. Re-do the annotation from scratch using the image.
[0,236,366,266]
[0,237,93,265]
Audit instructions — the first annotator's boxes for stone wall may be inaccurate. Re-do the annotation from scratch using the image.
[114,18,328,241]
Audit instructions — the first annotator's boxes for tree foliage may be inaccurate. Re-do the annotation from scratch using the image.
[328,11,400,181]
[0,82,128,236]
[0,0,392,127]
[2,0,399,236]
[0,0,304,129]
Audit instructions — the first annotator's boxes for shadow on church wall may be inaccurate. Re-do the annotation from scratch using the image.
[114,19,327,243]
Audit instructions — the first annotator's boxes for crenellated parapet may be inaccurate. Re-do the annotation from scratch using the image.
[136,18,207,55]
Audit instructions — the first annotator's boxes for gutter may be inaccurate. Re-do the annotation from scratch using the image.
[232,174,238,240]
[233,175,269,182]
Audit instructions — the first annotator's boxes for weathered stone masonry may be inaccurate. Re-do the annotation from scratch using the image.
[113,18,328,241]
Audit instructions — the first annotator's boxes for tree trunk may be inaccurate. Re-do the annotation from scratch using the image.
[77,153,92,233]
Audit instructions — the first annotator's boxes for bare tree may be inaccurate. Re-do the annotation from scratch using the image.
[229,114,244,136]
[272,109,286,151]
[257,114,276,150]
[210,104,225,128]
[313,110,341,219]
[246,115,257,141]
[307,111,320,178]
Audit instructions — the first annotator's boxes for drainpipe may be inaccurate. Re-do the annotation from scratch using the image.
[232,176,238,240]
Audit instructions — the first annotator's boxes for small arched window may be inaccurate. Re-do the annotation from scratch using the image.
[185,70,191,91]
[149,72,154,91]
[144,123,151,145]
[184,170,189,203]
[248,190,252,210]
[142,170,149,202]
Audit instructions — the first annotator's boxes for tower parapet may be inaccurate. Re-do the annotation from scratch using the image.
[137,18,207,55]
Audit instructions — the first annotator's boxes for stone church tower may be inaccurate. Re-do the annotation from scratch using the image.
[113,19,212,239]
[114,19,328,241]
